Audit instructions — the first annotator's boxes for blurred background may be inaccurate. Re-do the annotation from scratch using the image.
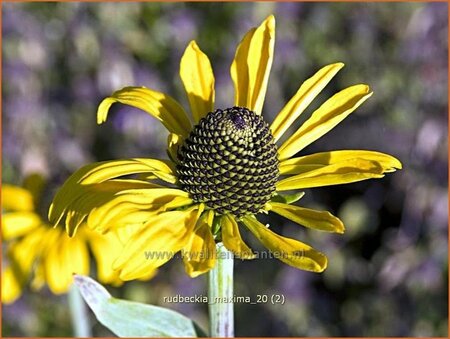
[2,2,448,337]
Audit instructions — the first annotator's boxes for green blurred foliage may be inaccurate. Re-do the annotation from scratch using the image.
[2,2,447,337]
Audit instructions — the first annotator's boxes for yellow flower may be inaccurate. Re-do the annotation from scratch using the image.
[1,176,147,304]
[49,15,401,280]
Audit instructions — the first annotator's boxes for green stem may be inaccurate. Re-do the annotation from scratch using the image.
[208,242,234,337]
[68,284,91,337]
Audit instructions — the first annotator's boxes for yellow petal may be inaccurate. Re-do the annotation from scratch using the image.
[6,226,49,280]
[278,84,373,161]
[279,150,402,175]
[76,158,177,185]
[113,206,202,280]
[221,214,255,259]
[167,133,183,164]
[86,228,124,286]
[137,269,158,282]
[277,157,397,191]
[230,15,275,114]
[242,216,327,272]
[113,223,140,246]
[97,86,192,137]
[180,40,215,123]
[4,226,56,296]
[49,158,176,233]
[1,185,34,212]
[182,210,216,277]
[270,63,344,141]
[2,212,42,240]
[44,231,90,294]
[31,262,45,291]
[1,267,22,304]
[270,202,345,233]
[110,223,182,284]
[87,187,193,234]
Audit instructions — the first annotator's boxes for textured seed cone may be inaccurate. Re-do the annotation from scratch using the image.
[177,107,279,217]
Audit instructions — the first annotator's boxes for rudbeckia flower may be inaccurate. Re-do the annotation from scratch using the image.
[49,15,401,280]
[1,175,142,304]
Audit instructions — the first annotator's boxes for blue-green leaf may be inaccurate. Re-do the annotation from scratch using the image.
[73,275,197,337]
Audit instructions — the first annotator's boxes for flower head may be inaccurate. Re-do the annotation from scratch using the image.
[1,175,146,304]
[49,15,401,280]
[177,106,279,216]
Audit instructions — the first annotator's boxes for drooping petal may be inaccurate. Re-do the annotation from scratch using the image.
[270,202,345,233]
[112,222,161,287]
[278,84,373,161]
[180,41,215,123]
[31,258,45,291]
[87,187,193,234]
[182,210,216,277]
[2,219,49,298]
[48,158,176,232]
[221,214,255,259]
[2,212,42,240]
[97,86,192,137]
[279,150,402,175]
[113,206,203,281]
[6,226,49,282]
[270,63,345,142]
[276,157,399,191]
[77,158,177,185]
[44,231,90,294]
[112,221,163,282]
[1,185,34,212]
[230,15,275,114]
[86,228,124,286]
[1,267,22,304]
[242,216,327,272]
